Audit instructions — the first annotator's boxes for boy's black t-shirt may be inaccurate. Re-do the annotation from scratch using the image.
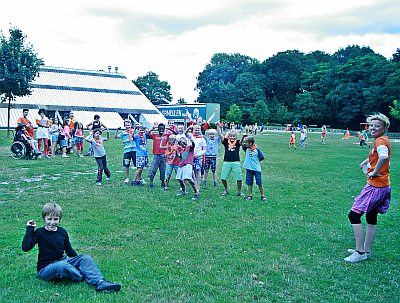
[222,137,241,162]
[22,226,77,271]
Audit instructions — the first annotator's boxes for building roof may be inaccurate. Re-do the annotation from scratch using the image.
[0,66,167,129]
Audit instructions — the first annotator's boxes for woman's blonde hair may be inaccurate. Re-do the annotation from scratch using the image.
[367,113,390,130]
[42,203,63,219]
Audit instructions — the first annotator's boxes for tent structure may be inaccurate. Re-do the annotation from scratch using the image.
[0,66,167,129]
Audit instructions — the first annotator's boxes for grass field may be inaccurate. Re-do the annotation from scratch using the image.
[0,129,399,303]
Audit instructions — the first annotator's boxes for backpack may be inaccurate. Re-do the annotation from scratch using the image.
[256,148,264,161]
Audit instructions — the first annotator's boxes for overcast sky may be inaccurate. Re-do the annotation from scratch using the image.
[1,0,399,102]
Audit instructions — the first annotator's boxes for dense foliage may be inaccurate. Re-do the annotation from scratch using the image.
[0,26,43,135]
[195,46,400,130]
[133,71,173,105]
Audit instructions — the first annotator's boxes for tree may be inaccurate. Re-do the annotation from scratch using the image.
[391,48,400,63]
[177,97,186,104]
[0,26,43,137]
[251,100,269,125]
[133,71,172,105]
[226,104,242,124]
[389,100,400,119]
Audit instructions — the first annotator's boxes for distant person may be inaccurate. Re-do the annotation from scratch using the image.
[114,120,137,184]
[186,107,218,135]
[85,128,111,185]
[289,131,297,149]
[321,125,327,144]
[49,117,62,157]
[60,120,72,158]
[216,122,244,197]
[17,108,35,139]
[22,202,121,292]
[299,127,307,148]
[160,134,179,190]
[203,129,220,187]
[86,115,108,156]
[344,114,391,263]
[241,133,267,201]
[74,122,85,157]
[35,109,51,157]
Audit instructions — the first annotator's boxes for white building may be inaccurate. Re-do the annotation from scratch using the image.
[0,66,167,129]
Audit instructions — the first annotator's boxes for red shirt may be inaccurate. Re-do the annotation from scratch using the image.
[149,133,170,155]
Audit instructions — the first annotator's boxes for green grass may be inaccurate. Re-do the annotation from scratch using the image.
[0,130,399,303]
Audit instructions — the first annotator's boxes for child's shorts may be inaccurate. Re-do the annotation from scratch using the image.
[193,157,203,171]
[51,135,58,143]
[123,151,136,167]
[166,164,178,176]
[204,156,217,172]
[176,164,194,181]
[221,161,242,181]
[351,184,391,214]
[245,169,262,186]
[136,156,148,168]
[75,137,84,144]
[60,139,68,147]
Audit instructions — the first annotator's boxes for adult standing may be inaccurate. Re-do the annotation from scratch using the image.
[35,109,51,157]
[17,109,35,139]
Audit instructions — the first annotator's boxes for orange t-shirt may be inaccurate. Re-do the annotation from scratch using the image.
[367,136,390,187]
[17,117,34,138]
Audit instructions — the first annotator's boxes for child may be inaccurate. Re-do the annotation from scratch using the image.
[161,134,180,190]
[49,117,62,157]
[289,131,297,149]
[176,135,200,200]
[203,129,220,186]
[132,125,149,186]
[191,124,207,189]
[115,120,137,184]
[22,203,121,292]
[299,128,307,149]
[14,123,41,155]
[85,129,111,185]
[344,113,391,263]
[75,122,85,157]
[241,134,267,201]
[85,114,108,156]
[61,120,72,158]
[216,122,244,197]
[321,125,327,144]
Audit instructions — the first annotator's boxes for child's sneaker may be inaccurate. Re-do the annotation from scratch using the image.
[237,192,245,197]
[344,251,368,263]
[62,154,69,158]
[347,249,371,259]
[221,191,229,196]
[140,179,146,185]
[124,178,130,184]
[95,280,121,292]
[192,191,200,200]
[246,196,253,201]
[96,182,102,186]
[177,190,187,196]
[261,196,267,202]
[106,177,111,181]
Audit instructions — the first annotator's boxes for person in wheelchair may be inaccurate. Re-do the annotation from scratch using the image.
[13,123,42,158]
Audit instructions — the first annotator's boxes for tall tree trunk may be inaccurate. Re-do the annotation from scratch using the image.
[7,96,11,138]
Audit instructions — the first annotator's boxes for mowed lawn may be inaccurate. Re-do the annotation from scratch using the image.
[0,129,399,303]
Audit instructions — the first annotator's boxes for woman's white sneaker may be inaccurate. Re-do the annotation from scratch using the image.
[344,251,368,263]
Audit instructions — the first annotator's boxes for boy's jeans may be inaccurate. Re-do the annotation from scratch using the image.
[148,154,166,181]
[38,255,104,285]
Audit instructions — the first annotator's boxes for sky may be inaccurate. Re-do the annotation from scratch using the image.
[1,0,399,103]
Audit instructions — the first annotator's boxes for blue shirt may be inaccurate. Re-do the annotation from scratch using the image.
[243,146,262,172]
[205,137,220,156]
[135,135,148,157]
[119,131,136,153]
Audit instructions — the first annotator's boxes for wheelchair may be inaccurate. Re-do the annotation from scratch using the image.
[10,141,38,160]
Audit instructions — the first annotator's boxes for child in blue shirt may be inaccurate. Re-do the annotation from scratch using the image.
[203,129,220,186]
[114,120,137,184]
[132,125,149,186]
[241,134,267,201]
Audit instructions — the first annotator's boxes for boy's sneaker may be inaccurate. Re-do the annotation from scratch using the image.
[161,181,166,188]
[261,196,267,202]
[177,190,187,196]
[163,186,169,191]
[95,280,121,292]
[62,154,69,158]
[246,196,253,201]
[96,182,101,186]
[221,191,229,196]
[124,178,130,184]
[148,183,154,189]
[347,249,371,259]
[106,177,111,181]
[344,251,368,263]
[192,191,200,201]
[140,179,146,185]
[237,192,245,197]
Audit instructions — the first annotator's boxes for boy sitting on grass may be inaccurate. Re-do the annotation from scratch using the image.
[22,203,121,292]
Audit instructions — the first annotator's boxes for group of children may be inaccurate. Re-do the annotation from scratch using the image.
[20,113,393,297]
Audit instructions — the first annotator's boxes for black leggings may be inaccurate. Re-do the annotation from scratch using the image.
[348,209,378,225]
